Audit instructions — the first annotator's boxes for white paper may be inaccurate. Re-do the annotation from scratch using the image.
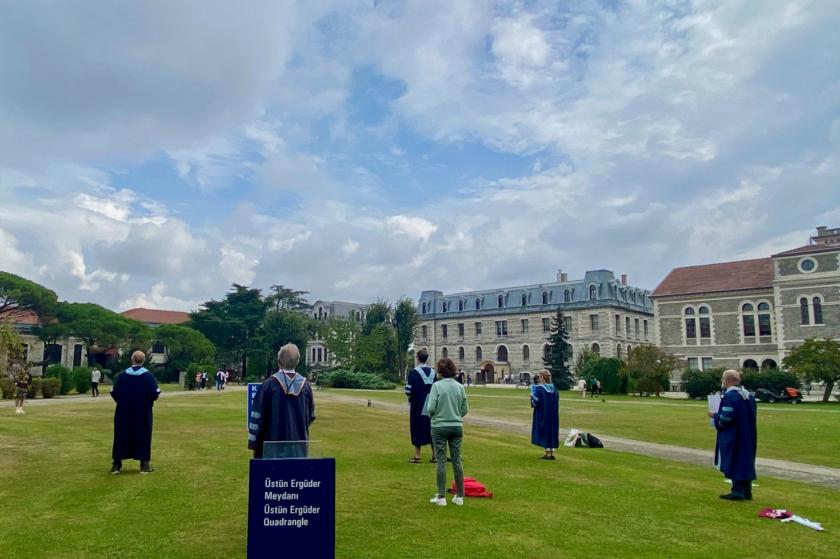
[707,394,721,427]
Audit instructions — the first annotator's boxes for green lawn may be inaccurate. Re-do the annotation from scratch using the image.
[1,391,837,558]
[333,387,840,467]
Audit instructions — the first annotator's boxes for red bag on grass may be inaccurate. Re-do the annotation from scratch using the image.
[448,477,493,498]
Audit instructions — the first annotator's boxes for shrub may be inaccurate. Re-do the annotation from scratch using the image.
[45,364,73,395]
[742,368,800,393]
[0,378,15,399]
[27,377,42,399]
[582,358,626,394]
[319,370,397,390]
[73,367,92,394]
[683,368,723,399]
[41,377,61,398]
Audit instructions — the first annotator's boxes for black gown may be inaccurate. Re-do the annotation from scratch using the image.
[248,371,315,458]
[404,366,435,447]
[111,366,160,462]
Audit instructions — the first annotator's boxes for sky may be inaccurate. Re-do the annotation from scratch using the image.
[1,0,839,312]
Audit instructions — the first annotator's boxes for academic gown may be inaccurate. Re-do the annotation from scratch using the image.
[404,366,435,447]
[111,366,161,462]
[713,386,758,481]
[531,384,560,449]
[248,371,315,458]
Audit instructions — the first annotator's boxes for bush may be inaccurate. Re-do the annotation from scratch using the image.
[27,377,41,399]
[319,370,397,390]
[45,364,74,395]
[742,368,800,393]
[41,377,61,398]
[73,367,92,394]
[0,378,14,399]
[683,368,723,399]
[582,358,626,394]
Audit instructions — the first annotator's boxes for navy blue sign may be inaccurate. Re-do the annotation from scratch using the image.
[247,383,261,429]
[247,458,336,559]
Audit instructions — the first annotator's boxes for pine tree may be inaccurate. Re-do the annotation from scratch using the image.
[543,308,573,389]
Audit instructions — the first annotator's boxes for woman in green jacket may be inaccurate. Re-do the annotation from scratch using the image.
[426,357,469,506]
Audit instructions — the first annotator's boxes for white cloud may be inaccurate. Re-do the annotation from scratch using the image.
[386,216,437,241]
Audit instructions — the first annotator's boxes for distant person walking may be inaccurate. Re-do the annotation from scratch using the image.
[200,371,207,391]
[709,369,757,500]
[427,358,468,506]
[14,370,33,414]
[530,370,560,460]
[215,369,224,391]
[194,371,201,391]
[577,378,587,398]
[111,351,161,474]
[91,367,101,397]
[466,374,472,387]
[404,348,436,464]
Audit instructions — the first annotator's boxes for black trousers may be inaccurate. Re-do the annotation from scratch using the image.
[91,382,99,396]
[731,479,752,498]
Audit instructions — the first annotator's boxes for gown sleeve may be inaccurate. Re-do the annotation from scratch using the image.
[307,383,316,426]
[714,392,737,431]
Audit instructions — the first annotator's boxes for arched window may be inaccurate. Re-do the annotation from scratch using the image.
[475,346,482,361]
[521,294,527,306]
[543,292,549,305]
[442,347,448,358]
[698,306,711,338]
[543,344,550,361]
[684,307,696,339]
[757,302,772,336]
[589,285,597,301]
[498,294,504,308]
[458,347,465,361]
[626,344,632,356]
[522,345,530,361]
[742,303,755,337]
[563,289,570,303]
[591,342,600,356]
[475,298,481,311]
[421,302,427,314]
[761,359,777,370]
[800,297,810,325]
[813,297,823,324]
[616,345,622,359]
[743,359,758,370]
[497,346,508,362]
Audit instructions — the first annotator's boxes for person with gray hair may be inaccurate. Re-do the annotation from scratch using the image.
[110,350,161,474]
[248,343,315,458]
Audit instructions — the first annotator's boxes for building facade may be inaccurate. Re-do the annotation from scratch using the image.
[2,310,87,375]
[414,270,653,382]
[306,300,367,368]
[120,307,190,365]
[652,226,840,387]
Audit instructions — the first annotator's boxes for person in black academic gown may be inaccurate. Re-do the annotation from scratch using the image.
[710,369,758,500]
[530,370,560,460]
[248,343,315,459]
[111,351,161,474]
[404,348,436,463]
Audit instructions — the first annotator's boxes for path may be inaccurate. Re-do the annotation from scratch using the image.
[317,391,840,489]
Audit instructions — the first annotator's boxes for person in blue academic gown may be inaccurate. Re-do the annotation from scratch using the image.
[248,343,315,459]
[111,351,161,474]
[531,370,560,460]
[710,369,757,500]
[405,348,436,463]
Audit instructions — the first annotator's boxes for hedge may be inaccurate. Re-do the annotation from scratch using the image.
[45,364,74,395]
[41,378,60,398]
[741,369,800,393]
[72,367,92,395]
[683,368,725,399]
[0,378,14,399]
[318,370,397,390]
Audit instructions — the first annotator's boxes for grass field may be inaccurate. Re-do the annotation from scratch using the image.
[1,390,837,558]
[336,387,840,467]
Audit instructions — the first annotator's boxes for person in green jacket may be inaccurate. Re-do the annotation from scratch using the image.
[426,357,469,506]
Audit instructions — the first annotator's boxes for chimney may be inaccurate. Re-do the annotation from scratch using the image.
[621,274,627,285]
[561,272,568,282]
[556,269,563,282]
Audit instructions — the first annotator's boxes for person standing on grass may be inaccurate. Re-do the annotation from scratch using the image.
[530,370,560,460]
[404,348,436,464]
[427,357,468,506]
[709,369,757,501]
[13,369,32,415]
[248,344,315,459]
[91,366,101,397]
[111,351,161,474]
[577,377,587,398]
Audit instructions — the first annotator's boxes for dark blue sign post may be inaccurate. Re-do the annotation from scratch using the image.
[247,458,336,558]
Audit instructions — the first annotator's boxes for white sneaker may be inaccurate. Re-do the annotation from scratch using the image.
[452,496,464,506]
[429,496,447,506]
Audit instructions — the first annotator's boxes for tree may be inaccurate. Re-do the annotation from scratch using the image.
[265,285,310,312]
[783,338,840,402]
[624,344,678,397]
[261,308,313,375]
[55,302,151,367]
[393,298,417,377]
[0,272,58,320]
[0,324,27,378]
[153,324,216,373]
[354,323,398,380]
[362,301,390,336]
[319,317,360,369]
[542,308,573,389]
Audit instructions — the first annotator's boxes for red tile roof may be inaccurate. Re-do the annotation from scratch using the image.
[0,309,41,325]
[121,308,190,325]
[651,258,774,298]
[771,244,840,258]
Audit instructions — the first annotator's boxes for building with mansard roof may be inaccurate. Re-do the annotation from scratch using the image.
[414,269,653,383]
[652,226,840,388]
[306,300,367,369]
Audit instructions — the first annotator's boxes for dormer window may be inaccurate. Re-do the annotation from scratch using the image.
[589,285,597,301]
[497,295,504,308]
[521,294,527,306]
[543,292,549,305]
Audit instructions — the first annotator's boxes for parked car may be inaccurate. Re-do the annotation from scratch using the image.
[755,387,803,404]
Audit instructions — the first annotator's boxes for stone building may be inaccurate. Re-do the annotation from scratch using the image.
[651,226,840,387]
[120,307,190,365]
[306,300,367,368]
[1,310,86,375]
[414,270,653,382]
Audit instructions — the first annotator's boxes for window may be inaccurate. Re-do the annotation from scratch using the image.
[495,320,508,337]
[625,316,630,337]
[591,343,600,356]
[523,345,530,361]
[590,314,599,331]
[152,340,165,354]
[421,325,428,339]
[458,323,465,337]
[317,348,322,362]
[543,344,551,361]
[687,357,699,370]
[498,294,504,308]
[698,306,711,339]
[814,297,823,324]
[422,302,427,314]
[702,357,713,370]
[743,301,771,337]
[521,319,529,334]
[476,346,482,361]
[73,344,83,367]
[743,359,758,370]
[643,320,649,340]
[475,298,481,310]
[757,302,772,336]
[800,297,810,325]
[497,346,508,362]
[458,347,465,361]
[761,359,777,369]
[563,316,572,332]
[798,257,817,273]
[563,289,570,303]
[742,303,756,336]
[542,318,550,333]
[634,318,640,338]
[617,345,622,359]
[475,322,482,335]
[615,315,621,336]
[543,292,549,305]
[442,301,448,313]
[442,324,448,339]
[521,294,527,306]
[589,285,597,301]
[458,300,464,312]
[442,347,448,358]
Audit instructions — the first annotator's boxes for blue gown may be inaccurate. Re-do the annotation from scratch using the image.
[405,366,435,447]
[248,371,315,458]
[713,386,757,481]
[111,366,160,462]
[531,384,560,449]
